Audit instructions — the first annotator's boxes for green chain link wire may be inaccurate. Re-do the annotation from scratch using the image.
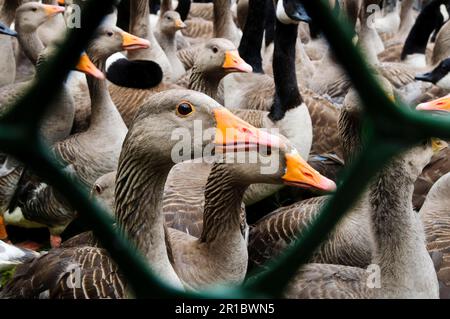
[1,0,449,299]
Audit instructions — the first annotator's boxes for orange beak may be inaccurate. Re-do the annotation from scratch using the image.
[0,215,8,240]
[121,31,150,51]
[57,0,65,5]
[43,4,65,17]
[283,152,337,192]
[222,50,253,73]
[214,108,282,153]
[175,19,187,30]
[76,53,105,80]
[416,94,450,113]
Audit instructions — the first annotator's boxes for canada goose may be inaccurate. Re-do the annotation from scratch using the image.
[154,10,187,81]
[13,25,148,248]
[0,21,17,87]
[0,240,40,272]
[283,109,440,299]
[0,90,288,298]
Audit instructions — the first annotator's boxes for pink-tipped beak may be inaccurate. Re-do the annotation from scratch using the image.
[416,94,450,112]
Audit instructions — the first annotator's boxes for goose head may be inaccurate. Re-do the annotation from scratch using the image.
[194,38,253,77]
[0,21,17,37]
[15,2,65,33]
[159,11,186,35]
[86,25,150,62]
[275,0,312,25]
[416,93,450,112]
[221,135,336,191]
[415,58,450,90]
[125,89,283,165]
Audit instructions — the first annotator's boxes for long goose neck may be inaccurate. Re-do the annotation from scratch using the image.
[238,0,266,73]
[85,55,122,130]
[15,25,44,65]
[338,106,363,164]
[0,0,22,26]
[368,157,432,296]
[213,0,235,40]
[160,0,173,15]
[200,164,247,244]
[128,0,157,60]
[398,0,414,33]
[268,20,302,122]
[188,67,221,101]
[358,8,380,65]
[401,1,440,59]
[115,151,182,288]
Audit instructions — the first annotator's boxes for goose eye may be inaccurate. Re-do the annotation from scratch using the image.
[94,184,103,194]
[107,31,114,37]
[32,7,37,12]
[212,47,218,54]
[176,102,195,117]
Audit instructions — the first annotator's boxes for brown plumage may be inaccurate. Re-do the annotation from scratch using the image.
[420,172,450,299]
[108,82,181,127]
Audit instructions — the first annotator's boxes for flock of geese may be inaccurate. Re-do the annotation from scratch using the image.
[0,0,449,299]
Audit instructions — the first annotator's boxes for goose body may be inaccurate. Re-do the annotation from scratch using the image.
[14,25,145,247]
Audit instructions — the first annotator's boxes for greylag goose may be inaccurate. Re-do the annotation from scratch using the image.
[154,10,187,81]
[13,25,149,248]
[246,79,396,270]
[282,92,441,299]
[0,90,287,298]
[284,138,440,299]
[419,170,450,298]
[0,21,17,87]
[0,2,102,242]
[38,0,66,47]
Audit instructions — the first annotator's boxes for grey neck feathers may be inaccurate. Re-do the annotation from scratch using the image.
[160,0,173,15]
[214,0,235,40]
[337,106,363,164]
[128,0,157,60]
[85,55,121,129]
[115,152,182,287]
[16,27,44,65]
[0,0,22,26]
[367,155,434,298]
[188,67,222,101]
[200,163,247,243]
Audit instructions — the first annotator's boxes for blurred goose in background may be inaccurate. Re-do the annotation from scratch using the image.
[154,10,187,81]
[13,25,148,248]
[0,90,289,298]
[0,21,17,87]
[38,0,66,46]
[283,100,440,300]
[0,2,102,243]
[0,240,40,272]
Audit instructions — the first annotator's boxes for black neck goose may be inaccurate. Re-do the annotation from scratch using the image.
[12,25,147,248]
[0,90,289,298]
